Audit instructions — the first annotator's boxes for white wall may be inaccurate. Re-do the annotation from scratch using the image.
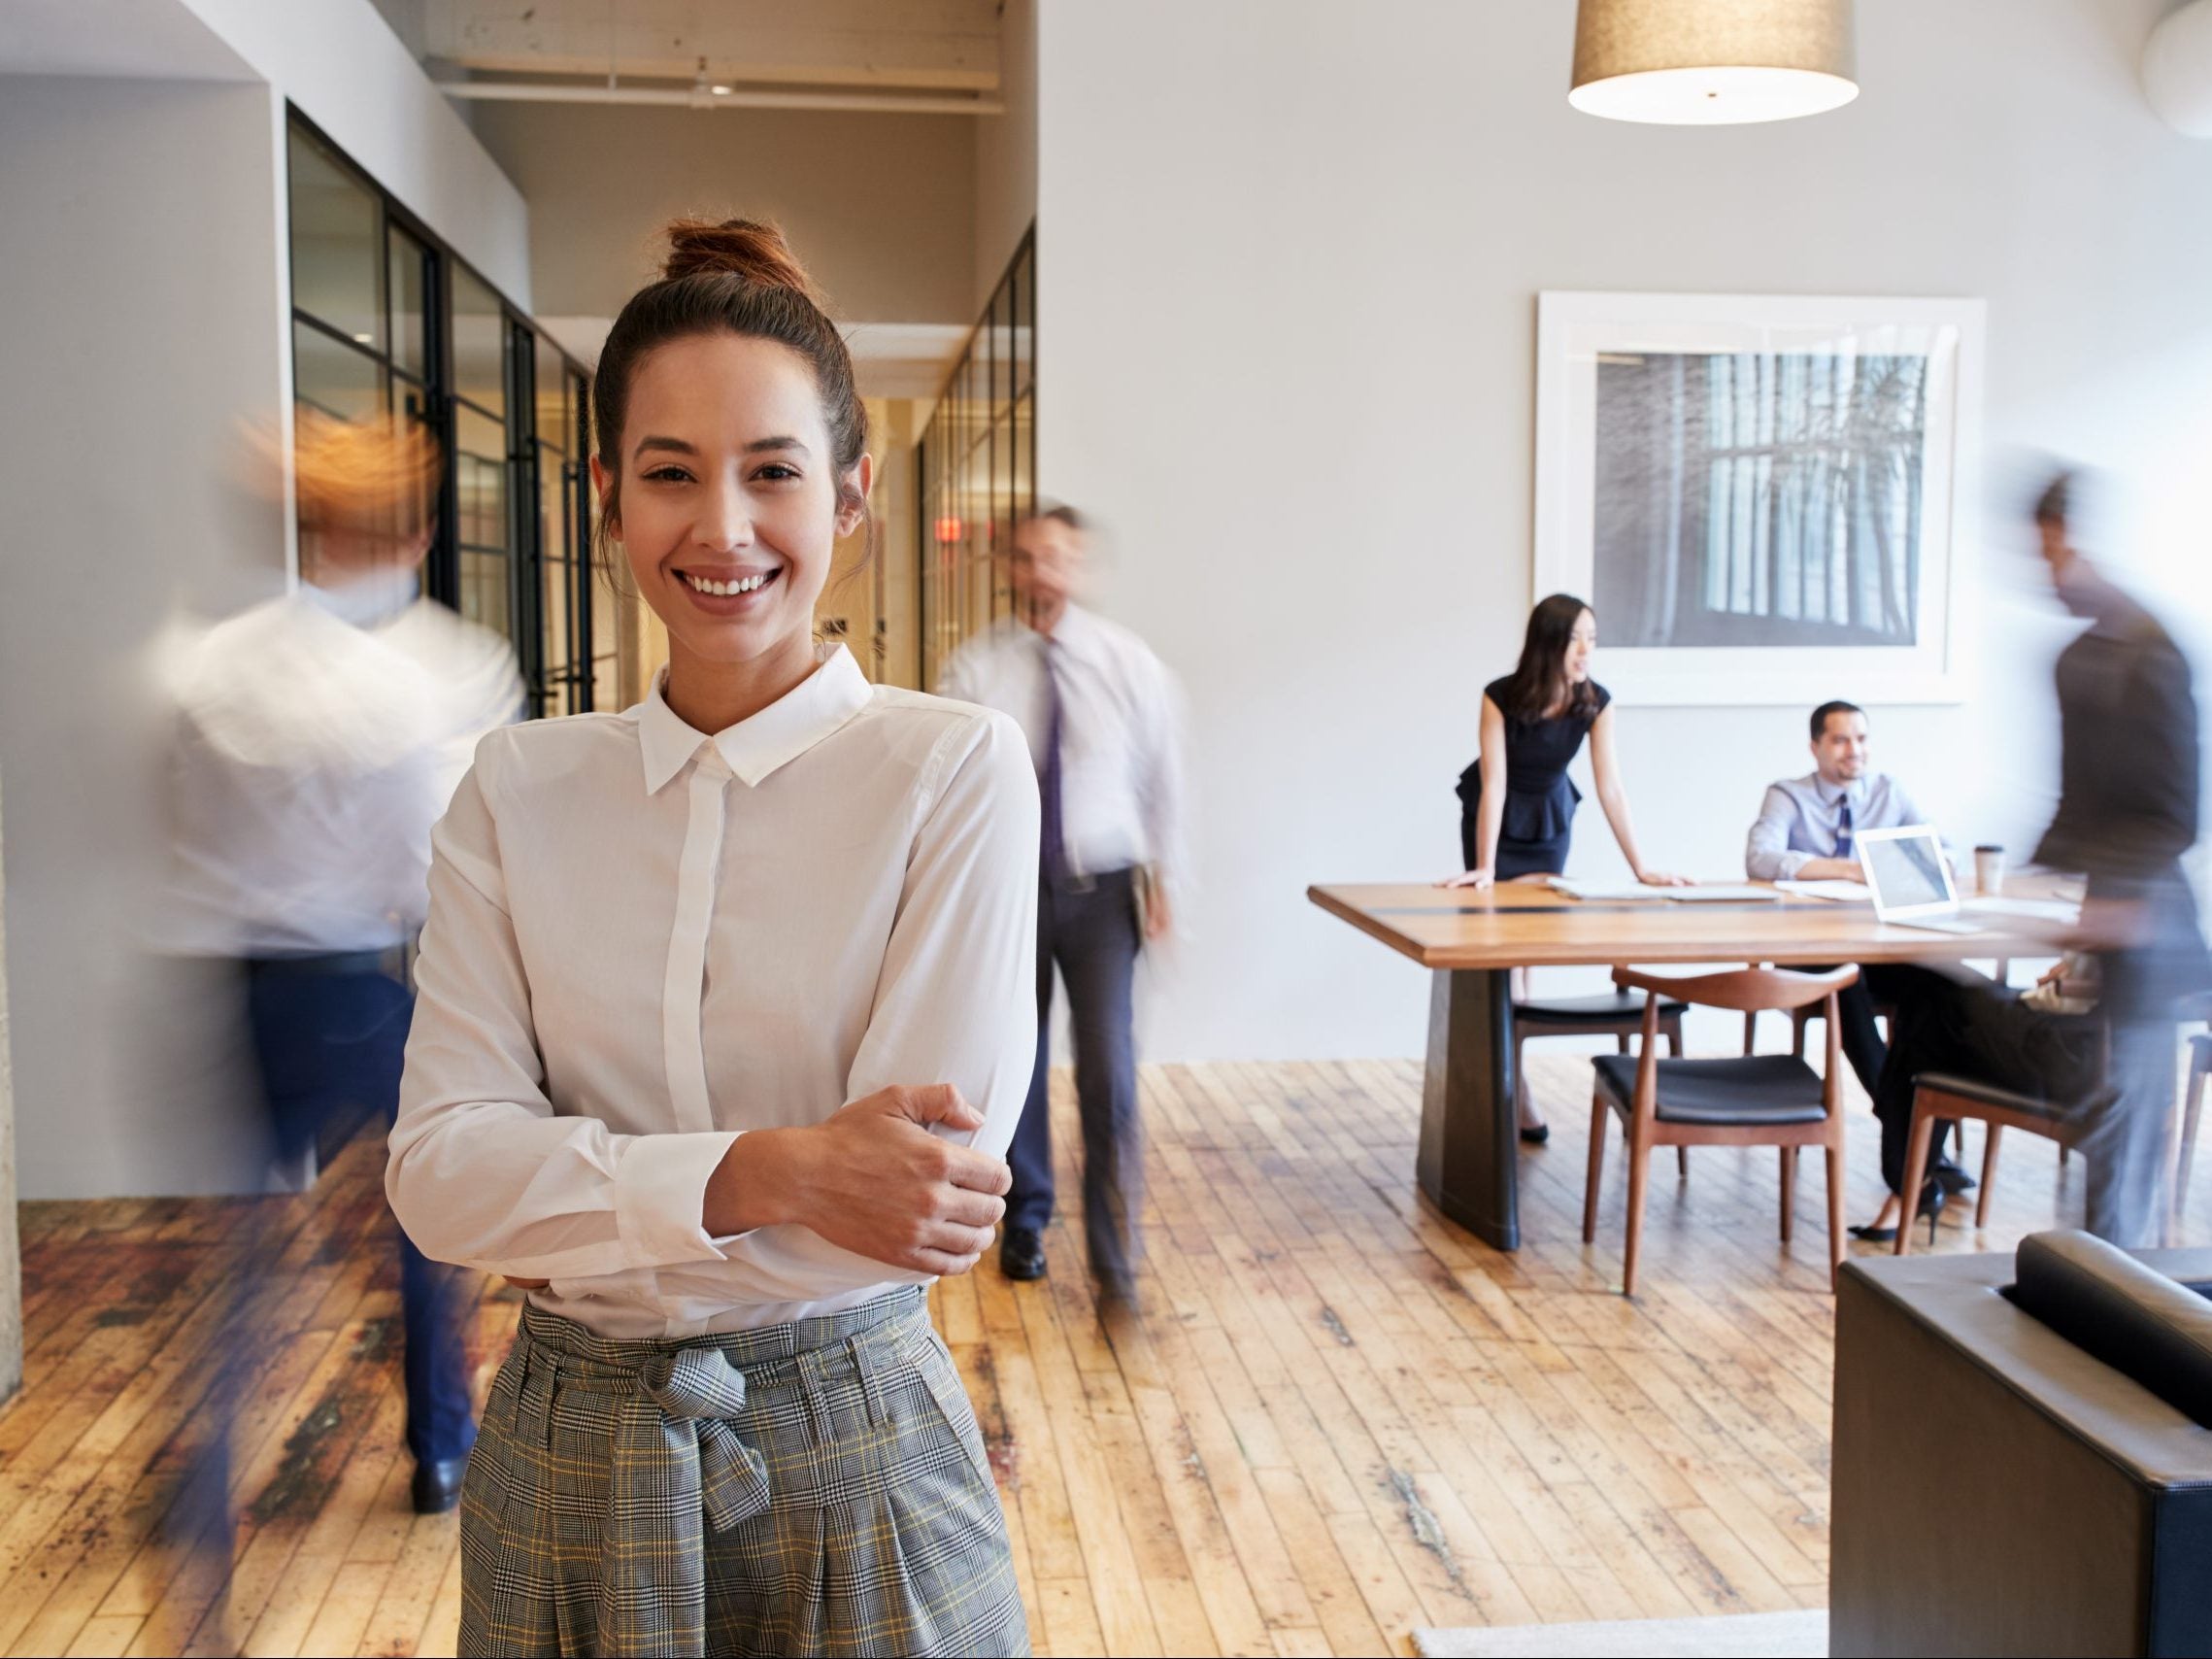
[1037,0,2212,1062]
[0,77,292,1197]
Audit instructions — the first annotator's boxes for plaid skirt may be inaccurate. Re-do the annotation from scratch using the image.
[457,1287,1029,1657]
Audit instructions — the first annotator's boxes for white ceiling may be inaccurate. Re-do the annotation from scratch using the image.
[408,0,1001,92]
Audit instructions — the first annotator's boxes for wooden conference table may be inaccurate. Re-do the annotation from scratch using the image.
[1308,880,2071,1252]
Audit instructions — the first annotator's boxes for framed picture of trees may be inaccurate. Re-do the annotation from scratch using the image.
[1534,291,1985,705]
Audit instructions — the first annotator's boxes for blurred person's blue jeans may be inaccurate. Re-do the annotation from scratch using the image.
[245,955,477,1467]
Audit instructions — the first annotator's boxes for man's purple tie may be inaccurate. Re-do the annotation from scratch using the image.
[1038,641,1067,885]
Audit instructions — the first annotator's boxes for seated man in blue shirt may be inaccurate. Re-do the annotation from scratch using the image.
[1747,699,1930,887]
[1744,702,1969,1191]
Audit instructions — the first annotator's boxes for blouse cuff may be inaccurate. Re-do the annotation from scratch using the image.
[614,1130,746,1267]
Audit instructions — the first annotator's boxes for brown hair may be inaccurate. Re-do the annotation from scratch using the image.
[284,409,441,536]
[592,219,868,549]
[1500,592,1600,724]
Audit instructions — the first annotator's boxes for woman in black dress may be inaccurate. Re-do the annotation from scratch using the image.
[1445,594,1686,1136]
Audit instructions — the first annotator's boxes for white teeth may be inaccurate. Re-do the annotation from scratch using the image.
[685,571,771,596]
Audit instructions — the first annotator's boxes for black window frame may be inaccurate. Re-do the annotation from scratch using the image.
[284,106,600,718]
[917,226,1035,690]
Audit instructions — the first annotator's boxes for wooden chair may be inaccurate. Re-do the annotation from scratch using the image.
[1893,982,2212,1246]
[1514,987,1688,1131]
[1894,1073,2088,1255]
[1739,970,1901,1064]
[1584,965,1857,1296]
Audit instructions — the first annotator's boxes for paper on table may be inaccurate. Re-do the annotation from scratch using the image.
[1544,877,1664,901]
[1546,878,1782,903]
[1775,878,1877,902]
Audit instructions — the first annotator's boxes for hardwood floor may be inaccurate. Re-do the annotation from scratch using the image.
[5,1049,2206,1657]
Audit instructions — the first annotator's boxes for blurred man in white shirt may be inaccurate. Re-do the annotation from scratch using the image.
[165,413,520,1514]
[936,507,1186,1307]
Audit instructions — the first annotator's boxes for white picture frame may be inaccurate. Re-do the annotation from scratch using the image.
[1533,291,1986,707]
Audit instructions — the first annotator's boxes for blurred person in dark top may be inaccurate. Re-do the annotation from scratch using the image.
[2027,470,2207,1246]
[163,412,521,1519]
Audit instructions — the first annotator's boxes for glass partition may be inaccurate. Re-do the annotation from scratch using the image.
[292,320,386,424]
[388,228,430,381]
[917,227,1035,689]
[286,124,382,351]
[451,267,507,419]
[285,109,627,718]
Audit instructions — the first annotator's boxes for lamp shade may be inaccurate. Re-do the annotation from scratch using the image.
[1570,0,1858,125]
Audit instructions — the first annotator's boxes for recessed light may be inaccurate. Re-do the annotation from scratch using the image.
[710,84,733,95]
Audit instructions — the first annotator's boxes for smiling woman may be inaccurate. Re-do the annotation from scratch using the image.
[386,219,1038,1657]
[584,222,876,733]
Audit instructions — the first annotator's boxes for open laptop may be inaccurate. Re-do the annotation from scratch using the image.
[1858,826,1984,933]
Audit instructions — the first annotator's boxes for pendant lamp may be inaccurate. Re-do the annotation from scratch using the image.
[1569,0,1858,125]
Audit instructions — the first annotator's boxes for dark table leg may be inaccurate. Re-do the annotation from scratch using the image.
[1417,966,1519,1251]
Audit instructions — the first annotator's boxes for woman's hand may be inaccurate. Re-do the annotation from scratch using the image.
[707,1085,1012,1277]
[1439,867,1495,891]
[1635,868,1693,888]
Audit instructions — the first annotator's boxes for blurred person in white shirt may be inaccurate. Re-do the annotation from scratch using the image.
[164,411,520,1515]
[936,506,1188,1308]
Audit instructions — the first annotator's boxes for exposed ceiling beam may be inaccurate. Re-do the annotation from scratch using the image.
[436,78,1002,115]
[424,0,1000,93]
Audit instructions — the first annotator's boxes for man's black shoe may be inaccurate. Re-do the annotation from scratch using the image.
[412,1456,468,1515]
[999,1226,1047,1281]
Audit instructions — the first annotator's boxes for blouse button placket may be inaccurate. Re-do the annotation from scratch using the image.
[661,746,729,1134]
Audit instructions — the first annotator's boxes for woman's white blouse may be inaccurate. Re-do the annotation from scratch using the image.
[386,646,1040,1338]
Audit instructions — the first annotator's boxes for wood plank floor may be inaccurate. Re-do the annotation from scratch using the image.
[6,1047,2209,1657]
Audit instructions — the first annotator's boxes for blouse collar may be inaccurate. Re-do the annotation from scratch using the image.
[637,643,871,793]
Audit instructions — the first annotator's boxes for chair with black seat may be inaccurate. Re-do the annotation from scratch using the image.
[1584,965,1857,1296]
[1513,986,1688,1135]
[1894,996,2119,1251]
[1894,1075,2078,1255]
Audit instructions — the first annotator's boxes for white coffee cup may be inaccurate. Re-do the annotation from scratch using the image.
[1974,844,2006,894]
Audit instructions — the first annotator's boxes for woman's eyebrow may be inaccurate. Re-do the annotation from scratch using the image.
[631,435,810,458]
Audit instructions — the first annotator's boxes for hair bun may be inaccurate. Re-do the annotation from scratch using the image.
[660,218,822,304]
